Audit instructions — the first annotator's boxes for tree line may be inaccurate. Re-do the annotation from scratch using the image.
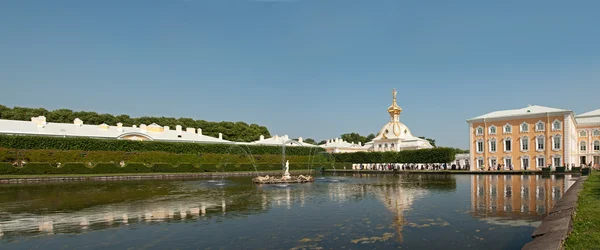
[0,105,271,142]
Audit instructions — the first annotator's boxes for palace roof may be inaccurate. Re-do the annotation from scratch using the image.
[467,105,571,122]
[575,109,600,125]
[0,117,231,143]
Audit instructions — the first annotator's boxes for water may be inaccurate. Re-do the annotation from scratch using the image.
[0,174,576,249]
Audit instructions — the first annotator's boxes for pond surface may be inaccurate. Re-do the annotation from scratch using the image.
[0,174,577,249]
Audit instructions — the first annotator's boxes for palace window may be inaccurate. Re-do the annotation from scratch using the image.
[552,135,561,150]
[504,137,512,152]
[521,123,529,132]
[489,125,497,135]
[594,141,600,151]
[536,136,545,151]
[521,136,529,151]
[521,157,530,170]
[504,124,512,134]
[391,143,395,147]
[580,130,587,137]
[384,143,388,148]
[490,158,497,167]
[552,120,561,131]
[553,155,562,167]
[537,156,545,168]
[490,139,497,153]
[536,121,545,132]
[580,141,587,151]
[594,130,600,136]
[476,127,484,136]
[477,157,484,169]
[477,139,484,153]
[505,157,512,168]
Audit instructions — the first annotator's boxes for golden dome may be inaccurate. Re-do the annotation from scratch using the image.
[388,88,402,117]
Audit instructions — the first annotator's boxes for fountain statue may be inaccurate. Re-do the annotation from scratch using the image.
[282,160,291,180]
[253,160,314,184]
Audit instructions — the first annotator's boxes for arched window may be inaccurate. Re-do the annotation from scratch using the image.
[504,137,512,152]
[504,124,512,133]
[594,130,600,136]
[384,143,388,148]
[552,120,561,130]
[391,143,395,147]
[580,141,587,151]
[489,138,497,153]
[552,135,561,150]
[489,125,497,135]
[521,123,529,132]
[536,136,545,151]
[521,136,529,151]
[477,139,484,153]
[536,121,545,131]
[594,141,600,151]
[476,127,484,136]
[580,130,587,137]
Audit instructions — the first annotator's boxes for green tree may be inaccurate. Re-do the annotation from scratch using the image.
[366,133,376,142]
[0,104,272,142]
[303,138,317,144]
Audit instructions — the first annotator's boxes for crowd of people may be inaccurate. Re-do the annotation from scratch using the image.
[350,163,469,171]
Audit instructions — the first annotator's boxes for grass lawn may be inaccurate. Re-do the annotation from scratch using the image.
[564,170,600,249]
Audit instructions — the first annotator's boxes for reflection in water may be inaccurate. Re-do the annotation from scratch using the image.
[0,174,577,249]
[471,175,576,226]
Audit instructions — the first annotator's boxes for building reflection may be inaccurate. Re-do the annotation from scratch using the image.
[0,175,455,241]
[470,175,576,222]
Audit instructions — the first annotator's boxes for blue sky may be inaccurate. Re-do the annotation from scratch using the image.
[1,0,599,149]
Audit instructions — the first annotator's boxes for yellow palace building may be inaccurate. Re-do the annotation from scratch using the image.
[466,105,600,171]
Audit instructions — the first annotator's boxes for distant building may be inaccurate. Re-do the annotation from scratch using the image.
[466,105,600,171]
[321,89,434,153]
[0,116,231,144]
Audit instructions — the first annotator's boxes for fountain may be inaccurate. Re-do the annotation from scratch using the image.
[253,160,314,184]
[252,139,315,184]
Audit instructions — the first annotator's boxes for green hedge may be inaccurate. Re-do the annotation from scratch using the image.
[0,162,313,175]
[0,134,324,156]
[332,148,456,164]
[0,148,316,166]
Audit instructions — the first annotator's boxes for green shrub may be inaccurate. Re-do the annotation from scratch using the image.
[0,134,324,156]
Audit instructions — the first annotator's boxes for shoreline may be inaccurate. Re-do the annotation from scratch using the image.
[324,169,580,175]
[0,170,313,184]
[522,175,588,249]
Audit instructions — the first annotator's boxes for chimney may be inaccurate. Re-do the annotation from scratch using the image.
[164,126,170,131]
[359,142,362,146]
[218,133,223,140]
[197,128,202,135]
[284,135,289,141]
[186,127,195,134]
[259,135,265,141]
[132,125,137,128]
[117,123,123,132]
[140,124,147,133]
[176,125,182,135]
[274,135,279,140]
[298,137,303,143]
[74,118,83,127]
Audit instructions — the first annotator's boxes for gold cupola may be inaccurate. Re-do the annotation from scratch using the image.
[387,88,402,121]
